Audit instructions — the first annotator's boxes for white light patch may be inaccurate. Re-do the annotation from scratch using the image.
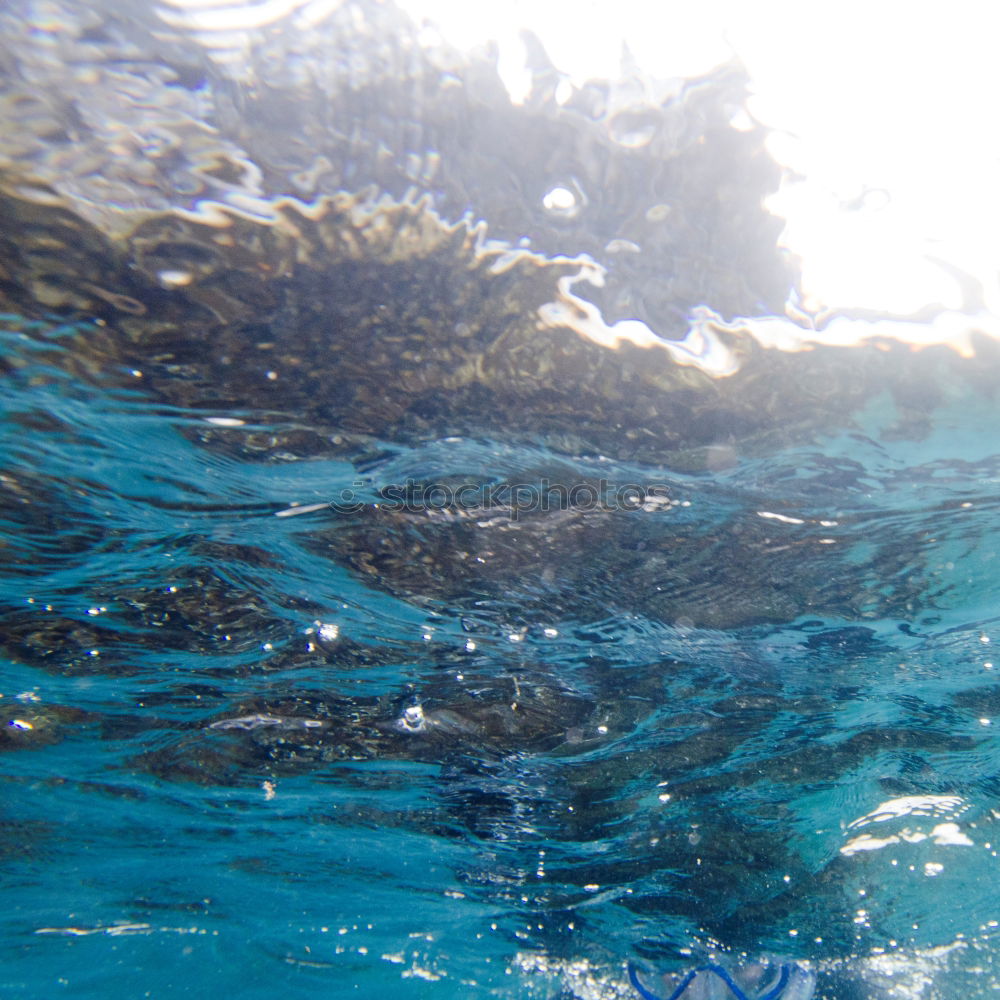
[274,501,329,518]
[930,823,973,847]
[848,795,968,830]
[496,32,532,106]
[841,822,975,857]
[396,0,1000,347]
[757,511,805,525]
[542,186,577,214]
[157,269,194,289]
[739,3,1000,320]
[203,416,246,427]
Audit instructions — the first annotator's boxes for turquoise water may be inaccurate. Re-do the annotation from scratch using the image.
[3,314,1000,998]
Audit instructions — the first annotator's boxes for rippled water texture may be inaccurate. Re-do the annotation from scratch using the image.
[2,2,1000,997]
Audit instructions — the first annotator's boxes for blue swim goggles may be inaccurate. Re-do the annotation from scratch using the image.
[628,960,815,1000]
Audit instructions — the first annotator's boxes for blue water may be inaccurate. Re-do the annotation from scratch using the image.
[3,313,1000,999]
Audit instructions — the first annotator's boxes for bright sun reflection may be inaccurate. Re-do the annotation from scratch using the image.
[396,0,1000,331]
[157,0,1000,348]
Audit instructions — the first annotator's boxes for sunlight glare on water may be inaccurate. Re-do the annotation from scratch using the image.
[399,0,1000,333]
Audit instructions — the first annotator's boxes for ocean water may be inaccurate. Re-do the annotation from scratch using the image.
[3,311,1000,998]
[2,3,1000,998]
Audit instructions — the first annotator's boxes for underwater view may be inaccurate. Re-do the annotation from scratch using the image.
[2,1,1000,996]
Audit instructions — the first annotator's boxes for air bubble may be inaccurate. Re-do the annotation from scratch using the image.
[542,182,584,220]
[399,705,425,733]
